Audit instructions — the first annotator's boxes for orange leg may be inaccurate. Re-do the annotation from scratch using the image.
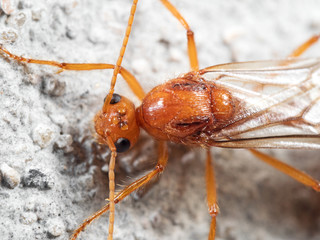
[70,141,168,240]
[288,34,320,58]
[160,0,199,72]
[206,149,219,240]
[0,46,145,100]
[249,149,320,192]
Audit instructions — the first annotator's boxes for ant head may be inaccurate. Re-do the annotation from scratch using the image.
[94,93,140,153]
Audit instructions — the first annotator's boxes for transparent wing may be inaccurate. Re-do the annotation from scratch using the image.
[200,58,320,149]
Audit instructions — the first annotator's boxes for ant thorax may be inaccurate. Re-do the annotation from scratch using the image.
[136,77,235,145]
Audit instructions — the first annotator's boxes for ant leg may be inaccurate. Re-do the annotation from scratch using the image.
[288,34,320,58]
[115,67,145,100]
[249,149,320,192]
[206,150,219,240]
[70,141,168,240]
[160,0,199,71]
[0,46,145,100]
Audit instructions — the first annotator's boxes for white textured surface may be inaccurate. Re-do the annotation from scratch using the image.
[1,0,320,240]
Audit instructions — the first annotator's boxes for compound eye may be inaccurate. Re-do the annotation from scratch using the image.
[114,138,130,153]
[110,93,121,104]
[103,93,121,104]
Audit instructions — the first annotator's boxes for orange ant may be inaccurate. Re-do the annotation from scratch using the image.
[1,0,320,240]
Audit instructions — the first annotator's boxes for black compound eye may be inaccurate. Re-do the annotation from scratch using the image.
[110,93,121,104]
[114,138,130,153]
[103,93,121,104]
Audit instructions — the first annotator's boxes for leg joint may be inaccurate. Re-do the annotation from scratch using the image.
[156,164,165,172]
[187,29,194,37]
[208,203,220,217]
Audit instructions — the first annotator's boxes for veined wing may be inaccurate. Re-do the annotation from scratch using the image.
[201,58,320,149]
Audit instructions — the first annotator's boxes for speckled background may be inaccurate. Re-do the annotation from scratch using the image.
[1,0,320,240]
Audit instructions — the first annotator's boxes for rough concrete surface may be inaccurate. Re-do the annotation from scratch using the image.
[1,0,320,240]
